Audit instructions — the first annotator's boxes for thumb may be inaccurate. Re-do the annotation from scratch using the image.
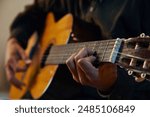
[17,45,31,64]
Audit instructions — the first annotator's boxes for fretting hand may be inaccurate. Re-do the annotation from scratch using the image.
[66,48,117,91]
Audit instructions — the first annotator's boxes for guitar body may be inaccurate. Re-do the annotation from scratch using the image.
[9,13,73,99]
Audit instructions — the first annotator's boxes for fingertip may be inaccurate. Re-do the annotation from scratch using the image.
[91,56,97,61]
[18,83,26,90]
[25,59,32,64]
[72,75,79,83]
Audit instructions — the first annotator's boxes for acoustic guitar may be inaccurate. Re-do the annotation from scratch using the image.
[9,13,150,99]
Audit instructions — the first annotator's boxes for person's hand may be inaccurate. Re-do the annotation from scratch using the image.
[66,48,117,91]
[5,38,31,89]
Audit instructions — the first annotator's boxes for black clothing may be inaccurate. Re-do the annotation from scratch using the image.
[10,0,150,99]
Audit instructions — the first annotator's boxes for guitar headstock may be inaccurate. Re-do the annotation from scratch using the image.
[117,33,150,82]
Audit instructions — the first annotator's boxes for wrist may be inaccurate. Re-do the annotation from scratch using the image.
[98,62,117,91]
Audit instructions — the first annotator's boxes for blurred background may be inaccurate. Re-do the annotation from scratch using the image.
[0,0,34,99]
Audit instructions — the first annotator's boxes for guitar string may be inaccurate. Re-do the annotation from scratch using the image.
[41,42,116,58]
[41,46,115,57]
[40,45,146,63]
[41,43,142,58]
[41,47,138,60]
[43,50,147,64]
[29,39,147,63]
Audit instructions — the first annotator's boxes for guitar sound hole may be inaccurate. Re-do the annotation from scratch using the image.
[41,44,52,68]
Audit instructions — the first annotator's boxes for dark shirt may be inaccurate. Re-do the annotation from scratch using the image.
[10,0,150,99]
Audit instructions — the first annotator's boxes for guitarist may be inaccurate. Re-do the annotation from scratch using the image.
[5,0,150,99]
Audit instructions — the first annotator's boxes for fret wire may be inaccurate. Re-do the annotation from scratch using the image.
[92,43,97,51]
[94,41,101,52]
[97,41,105,55]
[101,40,109,61]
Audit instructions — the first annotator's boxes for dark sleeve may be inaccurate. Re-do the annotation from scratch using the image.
[10,0,47,48]
[141,0,150,35]
[109,66,150,99]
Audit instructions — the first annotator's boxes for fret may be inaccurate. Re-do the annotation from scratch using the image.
[101,40,109,61]
[93,41,100,52]
[103,52,113,61]
[93,42,97,51]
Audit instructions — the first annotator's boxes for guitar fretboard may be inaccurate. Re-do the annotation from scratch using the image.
[44,39,116,65]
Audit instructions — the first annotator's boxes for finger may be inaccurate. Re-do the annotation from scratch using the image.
[66,53,79,82]
[17,45,31,64]
[76,64,90,85]
[74,48,94,62]
[78,56,99,81]
[16,65,27,72]
[73,48,93,83]
[8,58,17,72]
[9,76,25,90]
[9,58,27,72]
[5,63,25,89]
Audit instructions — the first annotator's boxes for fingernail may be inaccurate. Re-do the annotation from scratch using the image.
[26,59,31,64]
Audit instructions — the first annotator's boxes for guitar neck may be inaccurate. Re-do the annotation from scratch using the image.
[44,39,123,65]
